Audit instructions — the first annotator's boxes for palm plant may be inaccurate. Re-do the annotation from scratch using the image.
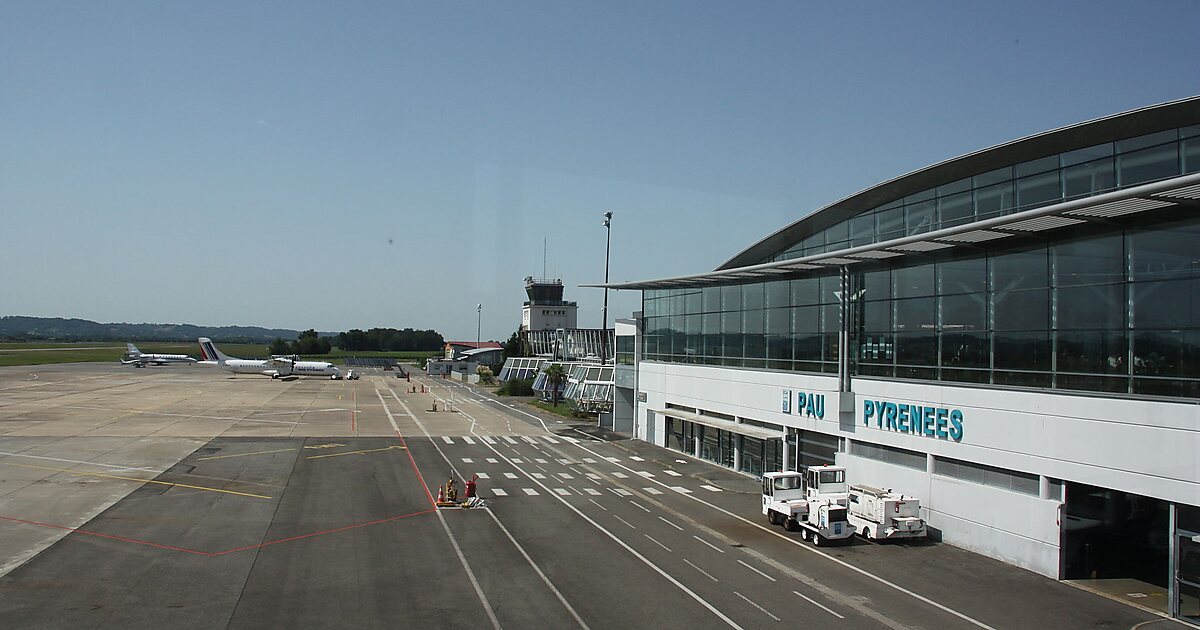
[544,363,567,407]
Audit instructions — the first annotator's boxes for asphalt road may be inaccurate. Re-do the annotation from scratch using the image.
[0,364,1169,629]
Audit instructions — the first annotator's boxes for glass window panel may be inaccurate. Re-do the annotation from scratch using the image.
[1061,143,1114,167]
[684,290,702,315]
[939,257,987,295]
[1115,130,1178,153]
[820,303,841,333]
[702,286,722,313]
[1015,155,1059,177]
[1062,157,1115,199]
[1129,221,1200,281]
[1185,136,1200,174]
[1057,284,1125,330]
[938,191,974,228]
[851,213,875,247]
[766,280,790,308]
[992,247,1049,291]
[1182,125,1200,140]
[703,312,722,357]
[858,333,893,364]
[1015,171,1061,209]
[862,299,891,331]
[793,305,819,334]
[819,275,841,304]
[941,332,989,368]
[685,314,702,358]
[974,166,1013,187]
[721,284,742,312]
[941,293,987,331]
[906,188,935,203]
[825,220,850,247]
[993,289,1049,331]
[937,178,972,196]
[722,311,743,359]
[1057,330,1128,375]
[1132,279,1200,329]
[894,297,936,331]
[1056,374,1129,394]
[877,207,905,241]
[906,200,936,235]
[766,308,792,360]
[792,278,819,306]
[1118,143,1180,187]
[993,331,1052,371]
[895,332,936,366]
[1133,330,1200,379]
[1054,234,1124,287]
[862,267,890,301]
[893,263,935,298]
[975,180,1015,218]
[742,283,764,311]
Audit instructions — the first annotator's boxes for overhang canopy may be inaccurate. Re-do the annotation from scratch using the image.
[585,172,1200,291]
[649,408,784,440]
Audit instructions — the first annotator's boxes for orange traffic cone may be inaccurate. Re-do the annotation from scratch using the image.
[436,484,445,504]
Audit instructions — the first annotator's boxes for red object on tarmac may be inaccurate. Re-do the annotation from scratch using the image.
[465,474,478,499]
[436,485,445,503]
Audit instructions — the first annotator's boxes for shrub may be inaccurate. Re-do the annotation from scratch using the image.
[497,378,533,396]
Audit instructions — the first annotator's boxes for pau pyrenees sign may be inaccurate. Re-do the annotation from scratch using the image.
[782,389,964,442]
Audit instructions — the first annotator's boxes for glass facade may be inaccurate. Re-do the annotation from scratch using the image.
[643,217,1200,399]
[764,125,1200,263]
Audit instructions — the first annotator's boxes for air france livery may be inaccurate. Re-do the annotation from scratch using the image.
[121,343,197,367]
[196,338,341,380]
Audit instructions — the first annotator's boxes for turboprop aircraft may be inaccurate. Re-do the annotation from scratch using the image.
[196,337,341,379]
[121,343,197,367]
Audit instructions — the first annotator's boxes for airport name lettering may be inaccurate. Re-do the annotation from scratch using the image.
[863,400,963,442]
[796,392,825,420]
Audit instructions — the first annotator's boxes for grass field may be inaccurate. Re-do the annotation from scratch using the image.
[0,342,435,367]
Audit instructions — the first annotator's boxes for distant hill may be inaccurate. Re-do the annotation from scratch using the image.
[0,316,328,343]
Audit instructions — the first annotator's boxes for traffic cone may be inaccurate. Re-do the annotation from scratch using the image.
[436,484,445,504]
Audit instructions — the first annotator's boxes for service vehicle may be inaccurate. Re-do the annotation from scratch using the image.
[847,484,927,541]
[761,466,853,546]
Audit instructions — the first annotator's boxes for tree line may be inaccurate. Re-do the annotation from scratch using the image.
[269,329,333,356]
[336,328,444,352]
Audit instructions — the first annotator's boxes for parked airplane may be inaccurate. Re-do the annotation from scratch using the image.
[196,338,341,379]
[121,343,197,367]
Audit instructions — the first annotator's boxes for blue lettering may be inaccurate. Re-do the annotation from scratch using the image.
[884,402,897,429]
[923,407,936,436]
[935,407,949,439]
[863,400,874,425]
[949,409,964,441]
[814,394,825,419]
[797,392,806,412]
[897,404,909,432]
[805,395,816,417]
[875,401,886,428]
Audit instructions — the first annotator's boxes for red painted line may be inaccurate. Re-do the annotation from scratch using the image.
[0,515,212,557]
[395,428,436,508]
[210,508,436,555]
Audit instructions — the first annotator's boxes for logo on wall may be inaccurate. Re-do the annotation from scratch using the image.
[781,390,791,414]
[797,392,825,420]
[862,400,963,442]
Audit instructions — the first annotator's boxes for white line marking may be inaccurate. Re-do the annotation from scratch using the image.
[605,457,619,462]
[475,472,489,479]
[612,472,628,479]
[503,436,517,444]
[684,558,718,582]
[733,591,780,622]
[664,470,682,477]
[462,436,476,445]
[462,458,474,464]
[693,535,725,554]
[558,473,574,479]
[523,488,539,496]
[586,473,601,480]
[532,473,546,479]
[636,471,654,478]
[642,487,663,495]
[629,456,644,462]
[588,498,607,511]
[670,486,692,494]
[612,514,637,529]
[486,458,498,464]
[522,436,537,444]
[556,458,571,465]
[535,458,548,464]
[658,516,683,531]
[700,485,722,492]
[504,472,518,479]
[542,435,559,444]
[629,501,651,513]
[584,488,601,496]
[0,451,158,473]
[555,488,571,496]
[492,489,508,497]
[612,488,632,496]
[793,590,845,619]
[645,534,672,552]
[512,458,524,464]
[738,559,777,582]
[482,507,592,630]
[562,436,578,443]
[583,458,596,464]
[441,436,453,444]
[482,436,497,444]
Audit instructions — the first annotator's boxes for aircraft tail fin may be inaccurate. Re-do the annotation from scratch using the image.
[126,343,140,354]
[197,338,234,364]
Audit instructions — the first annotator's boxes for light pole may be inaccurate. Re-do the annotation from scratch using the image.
[476,303,482,347]
[602,211,613,332]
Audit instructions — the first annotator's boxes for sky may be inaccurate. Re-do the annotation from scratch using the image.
[3,1,1199,342]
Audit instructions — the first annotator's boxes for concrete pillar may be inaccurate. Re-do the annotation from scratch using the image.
[781,428,791,472]
[733,434,741,472]
[926,453,936,475]
[1039,475,1052,500]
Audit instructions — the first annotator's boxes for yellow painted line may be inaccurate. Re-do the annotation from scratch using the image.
[196,448,296,461]
[0,461,272,500]
[306,445,407,460]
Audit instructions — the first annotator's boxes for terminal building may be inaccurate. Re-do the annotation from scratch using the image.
[600,97,1200,623]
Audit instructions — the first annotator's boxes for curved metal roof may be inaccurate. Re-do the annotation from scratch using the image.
[717,96,1200,270]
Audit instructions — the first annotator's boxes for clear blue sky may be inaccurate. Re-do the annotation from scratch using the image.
[3,1,1198,341]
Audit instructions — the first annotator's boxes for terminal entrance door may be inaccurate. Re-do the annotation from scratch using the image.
[1062,482,1169,597]
[1175,505,1200,624]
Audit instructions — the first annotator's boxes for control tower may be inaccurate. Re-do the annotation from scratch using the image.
[521,276,578,332]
